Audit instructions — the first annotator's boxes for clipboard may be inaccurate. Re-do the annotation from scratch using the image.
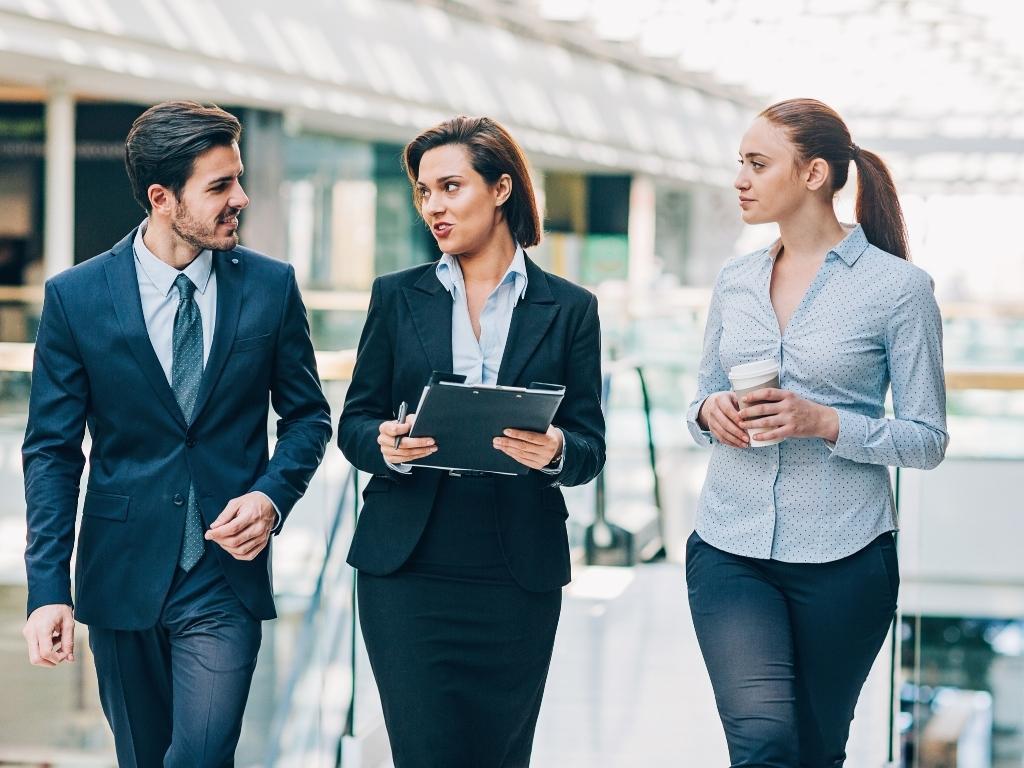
[404,373,566,475]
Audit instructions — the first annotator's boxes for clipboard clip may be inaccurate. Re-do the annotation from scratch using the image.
[428,371,468,385]
[528,381,566,393]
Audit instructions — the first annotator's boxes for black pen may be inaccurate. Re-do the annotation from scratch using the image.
[394,401,408,449]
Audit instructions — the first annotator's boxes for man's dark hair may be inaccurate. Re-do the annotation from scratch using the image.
[124,101,242,212]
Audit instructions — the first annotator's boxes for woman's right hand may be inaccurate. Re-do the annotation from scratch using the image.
[698,392,749,449]
[377,413,438,465]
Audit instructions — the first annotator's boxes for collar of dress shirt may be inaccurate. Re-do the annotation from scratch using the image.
[766,223,870,267]
[435,244,529,303]
[133,219,214,297]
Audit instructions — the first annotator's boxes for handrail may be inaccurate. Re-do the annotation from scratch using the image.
[262,462,357,767]
[585,360,665,565]
[4,282,1024,317]
[2,342,1019,389]
[0,285,371,313]
[0,342,357,381]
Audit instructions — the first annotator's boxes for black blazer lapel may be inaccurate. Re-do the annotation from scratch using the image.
[190,250,243,424]
[402,265,453,375]
[497,256,559,386]
[104,231,187,429]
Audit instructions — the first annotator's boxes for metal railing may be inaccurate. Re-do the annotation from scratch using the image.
[585,360,666,566]
[262,464,358,766]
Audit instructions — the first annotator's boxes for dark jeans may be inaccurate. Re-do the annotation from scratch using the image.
[685,531,898,768]
[89,545,262,768]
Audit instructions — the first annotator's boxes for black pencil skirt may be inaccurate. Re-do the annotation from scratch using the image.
[357,475,562,768]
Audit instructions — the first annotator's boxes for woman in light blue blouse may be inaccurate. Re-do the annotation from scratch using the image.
[685,98,948,766]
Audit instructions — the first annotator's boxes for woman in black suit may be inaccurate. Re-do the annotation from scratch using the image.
[338,116,605,767]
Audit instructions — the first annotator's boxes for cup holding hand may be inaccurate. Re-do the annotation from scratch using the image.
[699,391,749,448]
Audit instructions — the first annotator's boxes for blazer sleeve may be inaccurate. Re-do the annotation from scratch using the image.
[336,277,403,478]
[548,291,606,487]
[249,266,332,526]
[22,280,88,615]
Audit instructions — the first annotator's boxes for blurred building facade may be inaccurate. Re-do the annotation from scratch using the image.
[0,0,760,302]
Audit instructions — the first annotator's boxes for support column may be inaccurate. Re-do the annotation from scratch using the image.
[44,82,75,278]
[628,173,656,292]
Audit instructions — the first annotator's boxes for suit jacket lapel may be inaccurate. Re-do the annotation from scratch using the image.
[104,229,187,428]
[497,255,559,386]
[190,250,243,424]
[402,266,453,374]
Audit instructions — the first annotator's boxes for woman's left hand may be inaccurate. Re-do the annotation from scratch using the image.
[738,388,839,443]
[494,426,564,470]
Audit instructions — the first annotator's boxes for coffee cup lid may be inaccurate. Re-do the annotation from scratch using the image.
[728,358,779,381]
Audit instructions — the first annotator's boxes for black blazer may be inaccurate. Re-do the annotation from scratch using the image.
[339,255,605,592]
[23,228,332,630]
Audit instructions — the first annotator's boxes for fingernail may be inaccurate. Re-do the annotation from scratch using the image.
[503,429,512,436]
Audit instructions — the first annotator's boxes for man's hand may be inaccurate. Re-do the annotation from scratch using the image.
[377,413,436,465]
[493,426,563,470]
[23,604,74,667]
[698,391,749,448]
[205,492,277,561]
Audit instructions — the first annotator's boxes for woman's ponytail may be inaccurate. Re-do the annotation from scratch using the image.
[760,99,910,261]
[850,146,909,261]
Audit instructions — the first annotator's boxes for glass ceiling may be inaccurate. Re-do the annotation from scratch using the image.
[526,0,1024,125]
[477,0,1024,188]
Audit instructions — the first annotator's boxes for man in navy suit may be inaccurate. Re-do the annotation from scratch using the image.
[21,102,331,766]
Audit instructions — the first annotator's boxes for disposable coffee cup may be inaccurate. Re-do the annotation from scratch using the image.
[728,359,783,447]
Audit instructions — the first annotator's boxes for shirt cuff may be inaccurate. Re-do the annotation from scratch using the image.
[686,396,714,446]
[254,491,283,532]
[826,408,865,460]
[540,428,566,475]
[386,459,413,474]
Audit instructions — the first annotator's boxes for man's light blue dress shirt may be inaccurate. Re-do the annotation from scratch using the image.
[134,221,281,525]
[686,225,948,562]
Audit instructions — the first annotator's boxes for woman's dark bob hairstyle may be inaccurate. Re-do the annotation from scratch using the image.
[402,115,542,248]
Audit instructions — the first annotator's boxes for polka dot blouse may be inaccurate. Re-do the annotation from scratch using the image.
[685,224,949,563]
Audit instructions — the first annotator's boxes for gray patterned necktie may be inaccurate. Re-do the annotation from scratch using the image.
[171,273,205,571]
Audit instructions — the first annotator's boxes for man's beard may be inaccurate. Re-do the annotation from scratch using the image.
[171,200,239,252]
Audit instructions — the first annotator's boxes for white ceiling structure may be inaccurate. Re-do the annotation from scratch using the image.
[456,0,1024,191]
[2,0,1022,190]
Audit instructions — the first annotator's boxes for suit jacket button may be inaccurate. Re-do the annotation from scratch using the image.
[173,493,185,506]
[186,437,196,447]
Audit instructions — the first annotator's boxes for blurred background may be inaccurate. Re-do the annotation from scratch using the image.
[0,0,1022,766]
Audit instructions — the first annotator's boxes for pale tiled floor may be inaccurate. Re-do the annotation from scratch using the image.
[533,563,729,767]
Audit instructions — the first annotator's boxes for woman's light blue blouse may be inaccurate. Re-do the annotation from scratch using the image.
[686,224,948,563]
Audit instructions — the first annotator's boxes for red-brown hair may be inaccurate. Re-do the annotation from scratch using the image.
[402,116,542,248]
[760,98,909,260]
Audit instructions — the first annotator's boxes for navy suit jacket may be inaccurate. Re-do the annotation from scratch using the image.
[23,228,332,630]
[339,256,605,592]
